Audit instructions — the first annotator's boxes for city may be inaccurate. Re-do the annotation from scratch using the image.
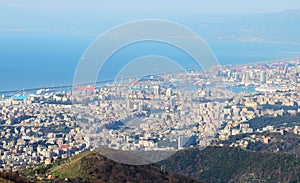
[1,58,300,176]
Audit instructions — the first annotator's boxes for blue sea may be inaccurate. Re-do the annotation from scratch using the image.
[1,33,300,91]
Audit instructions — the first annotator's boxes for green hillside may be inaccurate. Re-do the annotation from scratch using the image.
[22,146,300,183]
[246,114,300,130]
[219,131,300,154]
[158,146,300,183]
[29,150,200,183]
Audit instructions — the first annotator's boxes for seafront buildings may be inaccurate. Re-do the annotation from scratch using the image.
[0,59,300,171]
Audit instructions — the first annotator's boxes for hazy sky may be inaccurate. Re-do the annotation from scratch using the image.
[1,0,300,90]
[1,0,300,14]
[1,0,300,36]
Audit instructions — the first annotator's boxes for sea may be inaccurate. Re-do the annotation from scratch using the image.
[1,33,300,92]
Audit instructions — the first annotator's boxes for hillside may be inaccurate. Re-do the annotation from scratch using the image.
[22,146,300,183]
[0,177,14,183]
[246,114,300,130]
[28,150,200,183]
[218,131,300,154]
[158,146,300,183]
[0,171,29,183]
[175,8,300,43]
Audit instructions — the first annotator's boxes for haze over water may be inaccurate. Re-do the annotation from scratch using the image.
[1,1,300,91]
[1,34,300,91]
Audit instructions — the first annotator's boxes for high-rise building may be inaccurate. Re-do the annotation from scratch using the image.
[260,71,267,84]
[153,85,160,95]
[233,73,239,81]
[166,88,172,97]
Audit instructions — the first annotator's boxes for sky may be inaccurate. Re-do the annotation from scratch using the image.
[1,0,300,36]
[1,0,300,90]
[1,0,300,15]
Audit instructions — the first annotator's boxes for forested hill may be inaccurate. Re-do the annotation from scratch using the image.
[158,146,300,183]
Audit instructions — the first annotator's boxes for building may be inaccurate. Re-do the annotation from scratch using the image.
[166,88,172,97]
[153,85,160,95]
[260,71,267,84]
[178,135,197,149]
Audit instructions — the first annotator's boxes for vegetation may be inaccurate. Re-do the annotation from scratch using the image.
[158,146,300,183]
[19,145,300,182]
[246,113,300,130]
[247,131,300,154]
[0,171,30,183]
[0,177,13,183]
[50,151,93,179]
[25,150,201,183]
[219,131,300,154]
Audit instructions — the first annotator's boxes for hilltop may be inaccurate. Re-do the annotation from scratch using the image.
[25,150,200,183]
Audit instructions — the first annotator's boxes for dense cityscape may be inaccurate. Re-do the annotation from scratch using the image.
[1,59,300,176]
